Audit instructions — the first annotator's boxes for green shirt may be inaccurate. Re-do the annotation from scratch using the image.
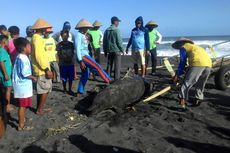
[0,47,12,78]
[149,29,158,50]
[88,29,103,49]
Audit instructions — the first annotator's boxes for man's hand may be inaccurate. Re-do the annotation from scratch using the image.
[126,48,129,54]
[173,75,178,84]
[80,61,86,70]
[146,51,151,56]
[4,74,10,81]
[45,71,53,79]
[104,52,108,58]
[32,77,37,82]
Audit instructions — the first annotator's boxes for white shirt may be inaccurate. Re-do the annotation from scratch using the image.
[12,54,33,98]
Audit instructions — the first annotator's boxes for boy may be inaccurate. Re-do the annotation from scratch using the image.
[145,21,162,75]
[7,26,20,64]
[75,19,112,96]
[57,30,77,94]
[44,28,61,83]
[0,35,13,113]
[31,18,53,116]
[172,38,212,109]
[13,37,37,131]
[126,16,150,78]
[0,25,11,40]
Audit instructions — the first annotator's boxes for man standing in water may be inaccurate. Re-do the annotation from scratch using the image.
[103,16,124,80]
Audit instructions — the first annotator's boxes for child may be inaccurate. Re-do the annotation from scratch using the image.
[75,19,112,96]
[57,30,77,94]
[44,28,61,83]
[13,37,37,131]
[7,26,20,64]
[0,25,11,40]
[31,18,53,116]
[0,35,13,113]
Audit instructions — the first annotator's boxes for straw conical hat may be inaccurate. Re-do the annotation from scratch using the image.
[93,20,102,27]
[172,38,194,49]
[31,18,52,30]
[75,19,93,29]
[146,20,158,27]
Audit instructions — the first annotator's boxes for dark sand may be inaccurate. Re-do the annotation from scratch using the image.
[0,55,230,153]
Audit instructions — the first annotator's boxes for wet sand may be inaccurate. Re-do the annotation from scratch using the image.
[0,55,230,153]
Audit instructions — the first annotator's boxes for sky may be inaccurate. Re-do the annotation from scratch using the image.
[1,0,230,37]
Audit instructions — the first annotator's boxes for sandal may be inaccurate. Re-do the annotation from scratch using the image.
[36,108,52,116]
[18,126,34,131]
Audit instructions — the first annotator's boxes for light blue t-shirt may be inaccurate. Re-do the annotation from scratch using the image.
[74,32,90,62]
[12,54,33,98]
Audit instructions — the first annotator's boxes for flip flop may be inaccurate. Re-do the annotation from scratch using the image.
[42,108,52,114]
[36,108,52,116]
[18,126,34,131]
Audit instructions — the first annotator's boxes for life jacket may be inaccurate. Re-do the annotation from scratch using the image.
[183,43,212,68]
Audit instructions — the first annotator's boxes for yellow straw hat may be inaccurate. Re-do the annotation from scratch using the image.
[93,20,102,27]
[31,18,52,30]
[75,19,93,29]
[146,20,158,27]
[172,38,194,49]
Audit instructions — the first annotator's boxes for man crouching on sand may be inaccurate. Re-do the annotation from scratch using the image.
[31,19,53,115]
[75,19,112,96]
[172,38,212,109]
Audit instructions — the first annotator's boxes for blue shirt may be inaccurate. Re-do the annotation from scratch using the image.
[127,27,150,51]
[176,48,187,76]
[75,32,90,62]
[12,54,33,98]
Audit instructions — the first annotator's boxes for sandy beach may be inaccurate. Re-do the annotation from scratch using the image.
[0,55,230,153]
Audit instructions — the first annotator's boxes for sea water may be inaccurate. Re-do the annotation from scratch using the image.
[123,35,230,57]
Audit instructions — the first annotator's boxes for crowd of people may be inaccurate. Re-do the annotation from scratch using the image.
[0,16,212,133]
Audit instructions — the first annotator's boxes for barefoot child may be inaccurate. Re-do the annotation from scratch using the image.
[44,28,61,83]
[12,37,37,131]
[75,19,112,95]
[0,35,13,113]
[31,18,53,115]
[57,30,77,94]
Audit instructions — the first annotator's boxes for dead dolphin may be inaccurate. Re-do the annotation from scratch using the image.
[88,74,152,115]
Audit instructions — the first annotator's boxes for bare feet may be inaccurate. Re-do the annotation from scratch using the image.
[6,104,14,113]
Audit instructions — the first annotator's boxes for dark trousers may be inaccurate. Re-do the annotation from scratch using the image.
[94,48,101,64]
[146,48,157,73]
[106,52,121,80]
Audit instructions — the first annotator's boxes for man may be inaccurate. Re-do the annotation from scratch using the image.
[172,38,212,109]
[145,21,162,75]
[126,16,150,78]
[103,16,124,80]
[25,26,34,42]
[53,21,75,43]
[88,20,103,64]
[31,18,53,115]
[75,19,112,96]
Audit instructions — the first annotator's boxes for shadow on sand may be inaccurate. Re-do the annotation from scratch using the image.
[165,137,230,153]
[69,135,141,153]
